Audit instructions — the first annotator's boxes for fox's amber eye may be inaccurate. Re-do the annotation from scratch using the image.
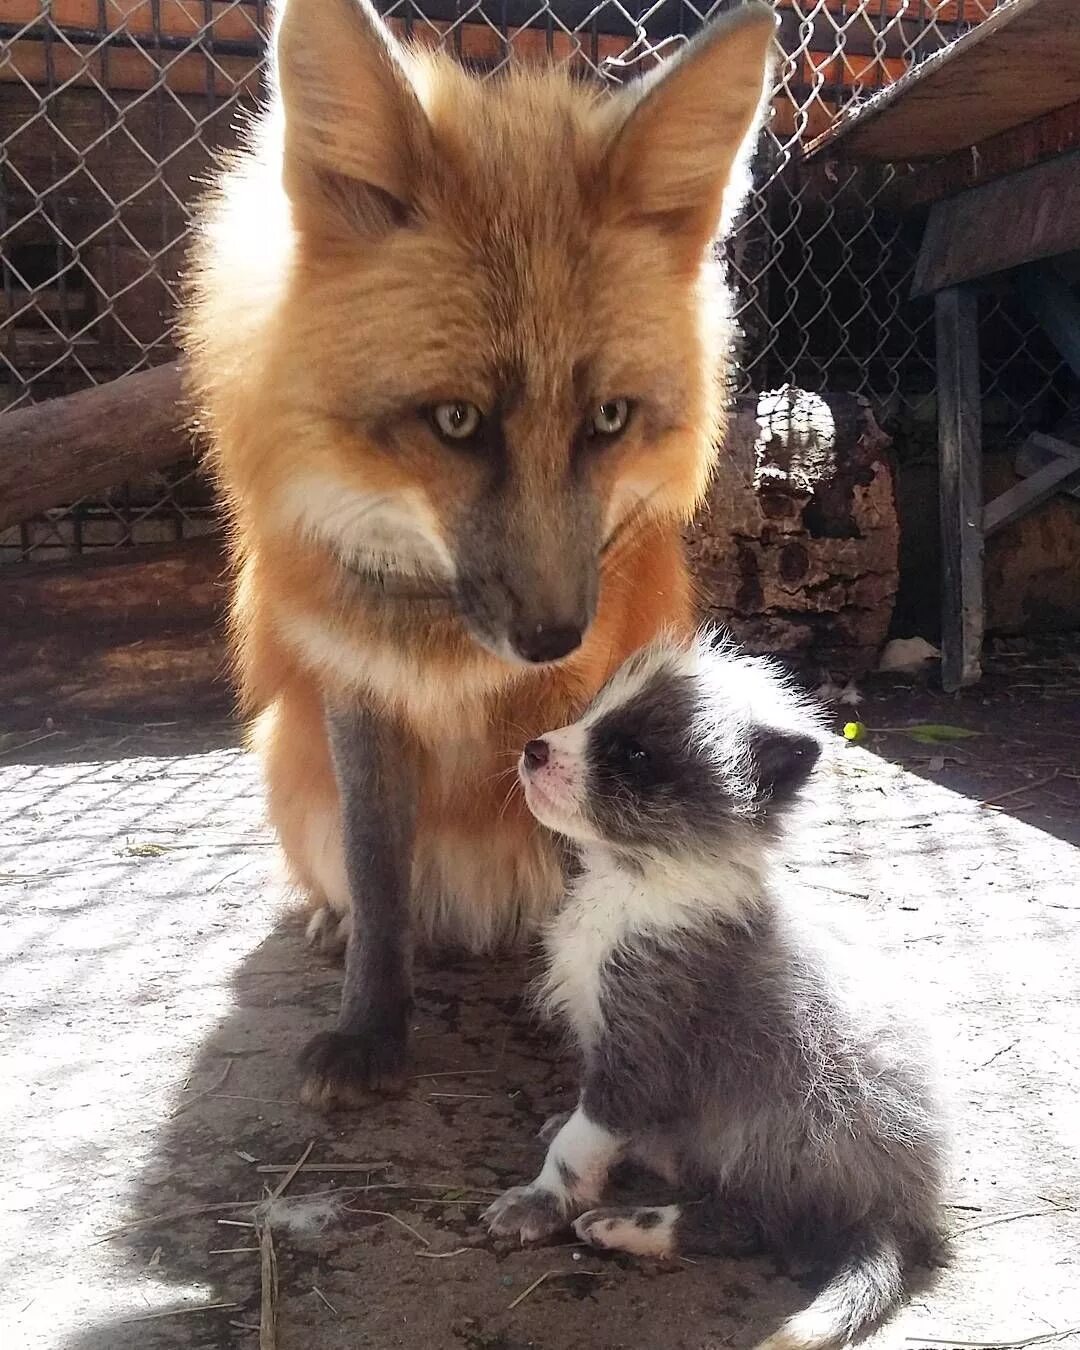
[431,401,482,442]
[589,399,631,439]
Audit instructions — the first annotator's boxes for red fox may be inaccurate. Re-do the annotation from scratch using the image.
[183,0,775,1108]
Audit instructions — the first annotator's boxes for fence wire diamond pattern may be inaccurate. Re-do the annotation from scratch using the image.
[0,0,1062,561]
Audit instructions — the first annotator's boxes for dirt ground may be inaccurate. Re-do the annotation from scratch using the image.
[2,635,1079,1350]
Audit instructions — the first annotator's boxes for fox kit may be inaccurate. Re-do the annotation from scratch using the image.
[486,634,946,1350]
[182,0,775,1107]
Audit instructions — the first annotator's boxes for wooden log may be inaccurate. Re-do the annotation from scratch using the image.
[0,538,230,727]
[685,388,899,678]
[0,362,198,530]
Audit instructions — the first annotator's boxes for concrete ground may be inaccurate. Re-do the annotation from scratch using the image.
[2,636,1079,1350]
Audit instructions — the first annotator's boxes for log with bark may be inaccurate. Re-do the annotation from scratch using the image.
[0,362,197,532]
[685,387,899,678]
[0,538,230,728]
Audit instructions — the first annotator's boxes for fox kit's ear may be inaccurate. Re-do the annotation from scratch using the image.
[273,0,431,239]
[604,1,775,259]
[749,725,821,810]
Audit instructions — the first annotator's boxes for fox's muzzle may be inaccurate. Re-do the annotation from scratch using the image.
[452,485,600,665]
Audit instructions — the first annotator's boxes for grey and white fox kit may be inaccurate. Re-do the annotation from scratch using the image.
[485,632,946,1350]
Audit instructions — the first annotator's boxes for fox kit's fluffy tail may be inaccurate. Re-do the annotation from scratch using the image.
[755,1231,903,1350]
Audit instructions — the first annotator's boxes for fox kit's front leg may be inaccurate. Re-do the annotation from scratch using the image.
[298,701,415,1109]
[484,1106,624,1243]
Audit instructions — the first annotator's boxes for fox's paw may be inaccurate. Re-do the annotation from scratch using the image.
[482,1185,568,1244]
[304,906,350,959]
[574,1205,678,1258]
[298,1028,408,1110]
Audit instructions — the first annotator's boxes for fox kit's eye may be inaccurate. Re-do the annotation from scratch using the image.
[589,399,631,439]
[430,401,482,443]
[613,733,649,769]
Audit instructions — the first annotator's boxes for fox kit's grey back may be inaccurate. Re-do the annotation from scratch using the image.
[486,632,946,1350]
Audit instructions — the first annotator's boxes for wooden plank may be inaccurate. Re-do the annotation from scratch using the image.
[805,0,1080,162]
[984,435,1080,535]
[1015,430,1080,503]
[0,362,198,530]
[936,285,984,691]
[911,151,1080,296]
[1013,262,1080,378]
[899,99,1080,210]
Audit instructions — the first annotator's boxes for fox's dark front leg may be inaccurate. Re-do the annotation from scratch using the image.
[298,700,416,1110]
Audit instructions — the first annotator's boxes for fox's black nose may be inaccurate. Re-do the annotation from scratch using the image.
[512,622,583,664]
[523,739,550,771]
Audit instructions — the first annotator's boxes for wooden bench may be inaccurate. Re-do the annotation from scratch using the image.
[807,0,1080,691]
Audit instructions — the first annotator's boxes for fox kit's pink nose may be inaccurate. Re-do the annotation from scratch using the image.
[523,739,550,771]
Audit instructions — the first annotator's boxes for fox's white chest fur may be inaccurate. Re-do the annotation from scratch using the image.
[541,846,760,1052]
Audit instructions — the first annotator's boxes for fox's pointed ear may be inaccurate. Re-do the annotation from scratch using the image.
[604,1,775,258]
[273,0,431,238]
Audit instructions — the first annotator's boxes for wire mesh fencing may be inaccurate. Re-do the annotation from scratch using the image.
[0,0,1063,562]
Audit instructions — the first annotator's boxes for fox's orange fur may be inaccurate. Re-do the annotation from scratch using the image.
[183,0,775,952]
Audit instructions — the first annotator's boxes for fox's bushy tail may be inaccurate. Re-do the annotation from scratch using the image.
[755,1230,903,1350]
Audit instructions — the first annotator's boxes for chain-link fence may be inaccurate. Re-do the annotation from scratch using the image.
[1,0,1065,562]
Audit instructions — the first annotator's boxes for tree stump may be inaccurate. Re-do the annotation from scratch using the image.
[685,387,899,677]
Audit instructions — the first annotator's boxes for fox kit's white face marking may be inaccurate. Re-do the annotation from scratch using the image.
[518,722,594,840]
[519,634,825,863]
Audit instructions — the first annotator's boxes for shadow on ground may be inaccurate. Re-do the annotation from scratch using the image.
[3,649,1080,1350]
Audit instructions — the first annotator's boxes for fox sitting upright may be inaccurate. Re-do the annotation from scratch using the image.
[183,0,776,1107]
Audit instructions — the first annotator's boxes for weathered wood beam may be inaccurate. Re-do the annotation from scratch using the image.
[985,435,1080,537]
[911,150,1080,297]
[0,362,199,531]
[898,99,1080,212]
[936,285,984,692]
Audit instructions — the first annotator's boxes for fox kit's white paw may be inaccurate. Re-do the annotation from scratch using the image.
[574,1205,679,1258]
[305,905,350,957]
[483,1185,569,1244]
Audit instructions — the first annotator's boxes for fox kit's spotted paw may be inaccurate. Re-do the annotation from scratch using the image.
[298,1028,408,1110]
[483,1185,569,1244]
[305,906,350,958]
[574,1205,678,1259]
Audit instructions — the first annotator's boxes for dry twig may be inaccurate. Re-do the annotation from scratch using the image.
[170,1060,232,1118]
[256,1162,389,1176]
[906,1329,1080,1350]
[981,771,1059,807]
[268,1140,316,1201]
[258,1217,278,1350]
[346,1208,430,1246]
[120,1302,240,1323]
